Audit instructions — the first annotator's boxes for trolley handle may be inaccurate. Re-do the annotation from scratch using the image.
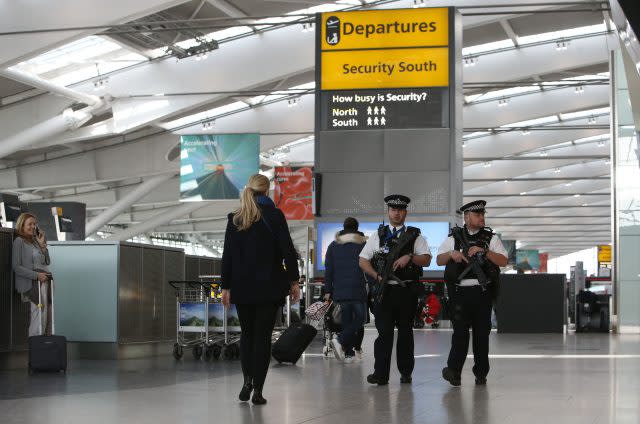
[168,280,211,290]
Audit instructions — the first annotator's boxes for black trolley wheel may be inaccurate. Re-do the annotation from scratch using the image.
[193,345,204,360]
[205,346,214,361]
[222,345,235,360]
[173,343,184,359]
[230,343,240,359]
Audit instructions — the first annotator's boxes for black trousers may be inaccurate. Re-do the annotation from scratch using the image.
[236,303,279,388]
[373,286,418,379]
[446,285,493,378]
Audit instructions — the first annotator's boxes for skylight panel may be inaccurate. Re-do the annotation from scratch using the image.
[462,39,515,56]
[502,115,559,128]
[560,107,610,120]
[573,134,610,144]
[463,131,491,139]
[12,36,147,86]
[15,36,122,76]
[518,23,607,45]
[209,26,253,41]
[165,102,246,129]
[468,85,540,103]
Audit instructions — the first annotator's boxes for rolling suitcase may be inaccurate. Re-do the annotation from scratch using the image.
[272,322,317,364]
[28,276,67,373]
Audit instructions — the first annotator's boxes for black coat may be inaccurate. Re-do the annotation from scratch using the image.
[324,232,368,302]
[221,204,299,305]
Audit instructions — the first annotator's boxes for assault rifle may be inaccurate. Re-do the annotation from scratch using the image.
[370,228,420,308]
[450,225,490,292]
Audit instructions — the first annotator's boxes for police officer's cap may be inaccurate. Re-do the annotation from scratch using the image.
[458,200,487,214]
[384,194,410,210]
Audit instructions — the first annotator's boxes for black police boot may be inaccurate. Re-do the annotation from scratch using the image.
[400,374,412,384]
[251,385,267,405]
[239,374,253,401]
[366,373,389,385]
[442,367,461,387]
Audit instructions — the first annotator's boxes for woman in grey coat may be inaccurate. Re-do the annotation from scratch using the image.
[12,213,51,337]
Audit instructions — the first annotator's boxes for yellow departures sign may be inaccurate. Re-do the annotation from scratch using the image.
[320,8,449,90]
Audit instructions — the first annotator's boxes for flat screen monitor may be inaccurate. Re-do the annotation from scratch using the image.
[316,221,450,272]
[58,216,73,233]
[0,202,22,224]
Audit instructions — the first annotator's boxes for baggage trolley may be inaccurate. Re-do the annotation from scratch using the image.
[198,275,241,361]
[169,280,211,360]
[305,300,335,357]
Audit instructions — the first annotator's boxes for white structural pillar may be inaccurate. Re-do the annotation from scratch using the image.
[0,68,106,159]
[0,107,94,159]
[107,201,209,241]
[0,68,102,106]
[85,173,175,236]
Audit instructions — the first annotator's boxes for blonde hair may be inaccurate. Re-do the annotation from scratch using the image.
[15,212,37,242]
[233,174,270,231]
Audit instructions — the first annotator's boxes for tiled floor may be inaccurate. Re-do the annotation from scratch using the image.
[1,330,639,423]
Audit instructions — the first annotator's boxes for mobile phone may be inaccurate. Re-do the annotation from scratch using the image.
[35,226,40,237]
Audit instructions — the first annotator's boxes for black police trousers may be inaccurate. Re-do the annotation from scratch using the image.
[374,285,418,380]
[447,285,493,378]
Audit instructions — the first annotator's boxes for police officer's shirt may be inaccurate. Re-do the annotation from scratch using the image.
[360,225,431,261]
[436,230,508,287]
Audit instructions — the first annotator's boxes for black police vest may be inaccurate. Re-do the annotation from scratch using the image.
[377,225,422,282]
[443,226,499,285]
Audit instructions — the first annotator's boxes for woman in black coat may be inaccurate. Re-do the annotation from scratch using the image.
[221,173,300,405]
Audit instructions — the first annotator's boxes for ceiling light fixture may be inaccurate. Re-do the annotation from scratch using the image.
[92,76,108,90]
[588,116,597,124]
[482,161,492,168]
[463,57,478,67]
[287,97,301,107]
[555,40,570,51]
[540,150,548,157]
[497,98,509,107]
[554,168,561,173]
[574,85,584,94]
[201,120,214,130]
[167,37,219,60]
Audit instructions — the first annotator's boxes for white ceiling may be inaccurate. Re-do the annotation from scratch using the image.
[0,0,619,257]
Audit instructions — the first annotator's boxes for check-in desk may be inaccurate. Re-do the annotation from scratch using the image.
[45,241,185,359]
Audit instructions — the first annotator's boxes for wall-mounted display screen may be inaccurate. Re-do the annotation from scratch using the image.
[316,221,450,272]
[180,133,259,201]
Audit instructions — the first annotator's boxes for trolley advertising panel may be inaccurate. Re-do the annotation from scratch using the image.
[179,302,206,332]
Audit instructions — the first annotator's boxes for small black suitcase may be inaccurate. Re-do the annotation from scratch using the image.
[28,276,67,373]
[272,322,317,364]
[28,335,67,373]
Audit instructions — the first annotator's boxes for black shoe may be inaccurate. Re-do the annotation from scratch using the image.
[442,367,461,387]
[400,374,412,384]
[239,375,253,401]
[366,374,389,385]
[251,387,267,405]
[475,376,487,385]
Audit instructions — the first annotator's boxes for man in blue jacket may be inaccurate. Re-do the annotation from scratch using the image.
[324,217,368,363]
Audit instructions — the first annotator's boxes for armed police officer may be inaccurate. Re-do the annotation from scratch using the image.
[437,200,507,386]
[359,195,431,385]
